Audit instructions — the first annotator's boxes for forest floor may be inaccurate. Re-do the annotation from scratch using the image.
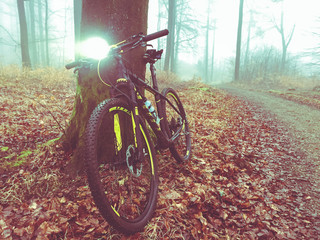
[218,83,320,231]
[1,67,320,239]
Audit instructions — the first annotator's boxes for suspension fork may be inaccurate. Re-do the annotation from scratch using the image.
[150,63,162,116]
[129,85,145,167]
[113,55,144,165]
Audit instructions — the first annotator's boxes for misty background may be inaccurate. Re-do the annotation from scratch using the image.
[1,0,319,84]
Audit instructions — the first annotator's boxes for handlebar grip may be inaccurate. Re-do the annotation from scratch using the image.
[143,29,169,42]
[65,61,79,70]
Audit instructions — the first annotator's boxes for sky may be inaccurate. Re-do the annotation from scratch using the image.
[1,0,319,68]
[148,0,320,63]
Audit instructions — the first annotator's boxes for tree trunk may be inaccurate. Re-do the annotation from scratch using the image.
[210,20,216,82]
[28,0,37,66]
[169,3,176,73]
[44,0,49,66]
[204,1,210,82]
[74,0,82,60]
[173,21,181,73]
[37,0,45,66]
[157,0,162,69]
[234,0,244,82]
[278,11,295,73]
[17,0,31,68]
[164,0,175,72]
[62,0,149,174]
[244,10,253,66]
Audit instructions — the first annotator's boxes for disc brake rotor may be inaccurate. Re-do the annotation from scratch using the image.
[126,145,142,177]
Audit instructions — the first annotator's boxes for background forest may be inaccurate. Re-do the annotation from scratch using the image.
[1,0,320,85]
[1,0,320,239]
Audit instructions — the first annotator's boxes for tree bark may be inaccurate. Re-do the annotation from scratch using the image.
[44,0,49,66]
[28,0,37,66]
[62,0,149,174]
[37,0,45,66]
[164,0,175,72]
[204,0,210,82]
[234,0,244,82]
[210,20,216,82]
[276,11,295,73]
[74,0,82,60]
[17,0,31,68]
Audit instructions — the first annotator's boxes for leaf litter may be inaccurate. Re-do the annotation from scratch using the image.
[0,67,319,239]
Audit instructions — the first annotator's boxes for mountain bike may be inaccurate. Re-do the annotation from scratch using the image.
[65,29,191,234]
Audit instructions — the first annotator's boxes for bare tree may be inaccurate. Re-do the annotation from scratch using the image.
[37,0,45,65]
[244,10,255,65]
[74,0,82,60]
[274,11,295,72]
[162,0,198,73]
[234,0,244,81]
[210,20,217,82]
[44,0,49,66]
[17,0,31,67]
[204,0,210,82]
[27,0,37,66]
[164,0,176,72]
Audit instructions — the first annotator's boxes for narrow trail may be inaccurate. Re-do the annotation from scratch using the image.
[218,85,320,218]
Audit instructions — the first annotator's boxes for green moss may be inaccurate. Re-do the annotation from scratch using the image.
[62,62,113,175]
[1,150,32,169]
[1,146,9,152]
[190,86,210,92]
[13,159,27,167]
[17,150,33,159]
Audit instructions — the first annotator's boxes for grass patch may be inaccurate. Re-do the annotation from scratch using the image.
[1,146,9,152]
[267,89,320,110]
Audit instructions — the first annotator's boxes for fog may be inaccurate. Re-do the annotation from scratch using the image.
[1,0,319,82]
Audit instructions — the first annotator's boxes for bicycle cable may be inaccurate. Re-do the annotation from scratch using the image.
[97,59,111,87]
[96,58,137,104]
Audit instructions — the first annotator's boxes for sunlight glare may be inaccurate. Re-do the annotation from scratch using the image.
[80,37,110,60]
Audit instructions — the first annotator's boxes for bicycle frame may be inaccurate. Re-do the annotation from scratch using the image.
[113,54,183,150]
[65,29,183,153]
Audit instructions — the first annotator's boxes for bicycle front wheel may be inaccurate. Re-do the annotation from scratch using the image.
[85,98,158,234]
[161,88,191,162]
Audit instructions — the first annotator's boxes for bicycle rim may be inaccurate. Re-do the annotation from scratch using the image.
[162,88,191,162]
[85,99,158,233]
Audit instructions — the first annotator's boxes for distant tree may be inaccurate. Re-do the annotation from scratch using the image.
[270,0,295,73]
[44,0,49,66]
[164,0,176,72]
[37,0,45,65]
[204,0,210,82]
[17,0,31,67]
[241,46,282,82]
[162,0,197,73]
[304,17,320,71]
[210,20,217,82]
[62,0,149,172]
[274,11,295,72]
[234,0,244,81]
[28,0,37,66]
[74,0,82,60]
[244,10,254,65]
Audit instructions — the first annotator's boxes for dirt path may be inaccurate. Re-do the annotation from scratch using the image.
[219,85,320,216]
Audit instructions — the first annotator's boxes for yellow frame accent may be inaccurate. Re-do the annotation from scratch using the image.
[114,113,122,151]
[140,125,154,176]
[111,205,120,217]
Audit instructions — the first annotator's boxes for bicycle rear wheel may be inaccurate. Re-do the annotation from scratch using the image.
[85,98,158,234]
[161,88,191,162]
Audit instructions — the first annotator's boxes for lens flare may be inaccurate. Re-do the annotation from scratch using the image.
[80,37,110,60]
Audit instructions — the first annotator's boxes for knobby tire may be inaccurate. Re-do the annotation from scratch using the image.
[85,98,158,234]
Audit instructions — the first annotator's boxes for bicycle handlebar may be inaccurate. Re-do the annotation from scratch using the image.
[65,61,80,70]
[65,29,169,69]
[143,29,169,42]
